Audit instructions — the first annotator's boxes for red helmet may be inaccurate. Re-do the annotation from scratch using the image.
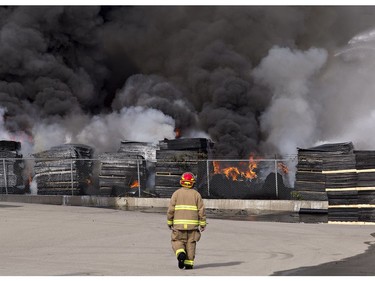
[180,172,196,188]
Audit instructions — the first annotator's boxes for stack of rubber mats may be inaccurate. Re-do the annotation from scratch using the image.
[98,152,147,197]
[155,138,213,198]
[0,140,24,194]
[295,142,357,201]
[295,148,327,201]
[118,141,157,161]
[327,150,375,224]
[296,142,375,224]
[98,141,158,197]
[326,148,375,224]
[33,144,94,195]
[356,151,375,222]
[321,143,358,223]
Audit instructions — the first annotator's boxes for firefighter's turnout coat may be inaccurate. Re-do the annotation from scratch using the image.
[167,187,206,267]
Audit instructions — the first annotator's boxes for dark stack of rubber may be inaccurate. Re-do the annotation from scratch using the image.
[355,151,375,189]
[0,140,24,194]
[33,144,94,195]
[295,142,357,203]
[118,141,158,161]
[155,138,213,198]
[98,152,147,196]
[99,141,158,197]
[325,147,375,224]
[294,147,327,200]
[354,150,375,223]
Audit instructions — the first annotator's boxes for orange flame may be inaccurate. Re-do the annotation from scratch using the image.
[130,180,139,188]
[278,162,289,174]
[175,128,181,139]
[213,156,258,181]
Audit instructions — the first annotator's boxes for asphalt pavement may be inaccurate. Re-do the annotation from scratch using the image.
[1,202,375,276]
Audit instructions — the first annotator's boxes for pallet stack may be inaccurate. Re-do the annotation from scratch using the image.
[0,140,24,194]
[155,138,213,198]
[322,143,357,223]
[118,141,157,161]
[355,150,375,222]
[295,142,357,202]
[328,150,375,223]
[295,142,375,223]
[295,146,328,201]
[33,144,94,195]
[98,153,147,196]
[98,141,157,196]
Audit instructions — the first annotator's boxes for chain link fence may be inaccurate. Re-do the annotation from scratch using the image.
[0,157,297,200]
[204,159,294,200]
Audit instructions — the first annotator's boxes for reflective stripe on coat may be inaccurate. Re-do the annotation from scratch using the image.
[167,187,206,230]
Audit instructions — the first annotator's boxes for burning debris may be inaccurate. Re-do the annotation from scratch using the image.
[0,137,292,200]
[0,140,24,194]
[213,157,258,181]
[209,158,291,200]
[32,144,94,195]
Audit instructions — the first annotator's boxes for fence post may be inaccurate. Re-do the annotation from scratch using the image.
[206,160,210,197]
[137,158,141,198]
[3,159,7,194]
[71,159,74,196]
[274,159,278,198]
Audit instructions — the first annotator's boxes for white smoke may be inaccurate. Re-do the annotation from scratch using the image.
[2,105,176,156]
[313,29,375,150]
[29,177,38,195]
[32,122,71,154]
[76,106,176,153]
[252,46,328,156]
[251,29,375,160]
[0,107,34,157]
[348,28,375,45]
[182,128,211,139]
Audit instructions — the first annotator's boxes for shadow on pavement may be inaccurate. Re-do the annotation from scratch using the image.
[0,203,22,208]
[272,233,375,276]
[207,209,328,224]
[195,261,244,269]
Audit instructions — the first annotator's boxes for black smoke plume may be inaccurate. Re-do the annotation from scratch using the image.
[1,6,375,159]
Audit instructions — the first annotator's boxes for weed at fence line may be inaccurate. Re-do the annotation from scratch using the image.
[291,191,302,200]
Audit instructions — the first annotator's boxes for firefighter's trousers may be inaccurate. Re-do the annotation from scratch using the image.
[171,229,201,266]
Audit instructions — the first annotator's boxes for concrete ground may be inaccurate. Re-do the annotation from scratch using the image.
[1,202,375,276]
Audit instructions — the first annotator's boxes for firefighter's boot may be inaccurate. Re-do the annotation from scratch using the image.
[185,265,193,270]
[177,252,186,269]
[184,259,194,270]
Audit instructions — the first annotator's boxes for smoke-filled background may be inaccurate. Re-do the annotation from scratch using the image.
[1,6,375,158]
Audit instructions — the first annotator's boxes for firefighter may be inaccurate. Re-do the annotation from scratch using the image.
[167,172,206,270]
